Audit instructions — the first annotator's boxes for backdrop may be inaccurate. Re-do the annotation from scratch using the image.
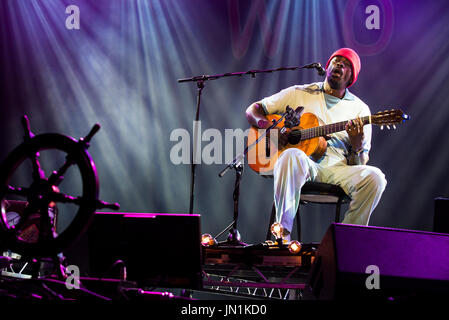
[1,0,449,246]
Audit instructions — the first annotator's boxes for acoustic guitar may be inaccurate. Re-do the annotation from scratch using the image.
[246,109,409,174]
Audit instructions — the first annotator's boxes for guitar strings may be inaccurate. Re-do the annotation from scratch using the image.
[288,116,371,141]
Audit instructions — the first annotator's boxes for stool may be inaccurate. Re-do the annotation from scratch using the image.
[265,181,351,241]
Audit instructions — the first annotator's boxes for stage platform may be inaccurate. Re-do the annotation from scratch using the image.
[200,242,319,300]
[0,242,319,301]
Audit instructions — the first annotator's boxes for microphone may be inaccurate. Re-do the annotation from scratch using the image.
[315,63,326,76]
[304,63,326,76]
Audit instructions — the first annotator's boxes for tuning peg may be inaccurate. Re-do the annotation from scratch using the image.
[380,125,384,130]
[386,125,390,130]
[393,125,396,129]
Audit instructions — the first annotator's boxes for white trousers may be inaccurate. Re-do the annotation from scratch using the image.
[273,148,387,237]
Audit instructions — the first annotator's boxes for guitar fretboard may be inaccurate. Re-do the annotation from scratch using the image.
[290,115,371,141]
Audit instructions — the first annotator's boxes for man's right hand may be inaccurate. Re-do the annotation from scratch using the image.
[246,103,289,147]
[246,103,288,148]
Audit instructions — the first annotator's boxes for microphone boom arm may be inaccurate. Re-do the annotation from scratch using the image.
[177,62,326,83]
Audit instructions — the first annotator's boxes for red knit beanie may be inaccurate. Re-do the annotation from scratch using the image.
[325,48,361,87]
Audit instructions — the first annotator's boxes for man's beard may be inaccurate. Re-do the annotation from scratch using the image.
[327,77,346,90]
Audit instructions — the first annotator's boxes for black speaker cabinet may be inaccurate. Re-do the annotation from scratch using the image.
[434,197,449,233]
[308,223,449,300]
[87,212,202,290]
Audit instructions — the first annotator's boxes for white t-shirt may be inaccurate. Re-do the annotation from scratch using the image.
[258,82,372,166]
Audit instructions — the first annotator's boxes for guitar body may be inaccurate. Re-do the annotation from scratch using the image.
[247,113,327,174]
[246,108,408,175]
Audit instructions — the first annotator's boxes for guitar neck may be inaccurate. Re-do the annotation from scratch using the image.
[299,115,371,140]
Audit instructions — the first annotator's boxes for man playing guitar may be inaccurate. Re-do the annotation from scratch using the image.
[245,48,387,240]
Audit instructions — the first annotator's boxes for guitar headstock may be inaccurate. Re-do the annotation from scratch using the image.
[372,109,409,129]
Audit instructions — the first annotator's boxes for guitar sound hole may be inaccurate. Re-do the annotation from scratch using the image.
[288,130,301,145]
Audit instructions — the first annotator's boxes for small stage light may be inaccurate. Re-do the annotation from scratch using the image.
[288,240,302,254]
[270,222,284,240]
[201,233,217,247]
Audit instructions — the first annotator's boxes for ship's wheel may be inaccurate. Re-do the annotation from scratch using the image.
[0,116,119,258]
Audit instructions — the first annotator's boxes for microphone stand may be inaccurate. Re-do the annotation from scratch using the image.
[222,159,245,246]
[189,80,204,215]
[178,62,324,215]
[217,110,297,246]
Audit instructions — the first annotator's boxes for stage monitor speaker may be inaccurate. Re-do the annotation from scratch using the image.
[87,212,202,290]
[434,197,449,233]
[307,223,449,300]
